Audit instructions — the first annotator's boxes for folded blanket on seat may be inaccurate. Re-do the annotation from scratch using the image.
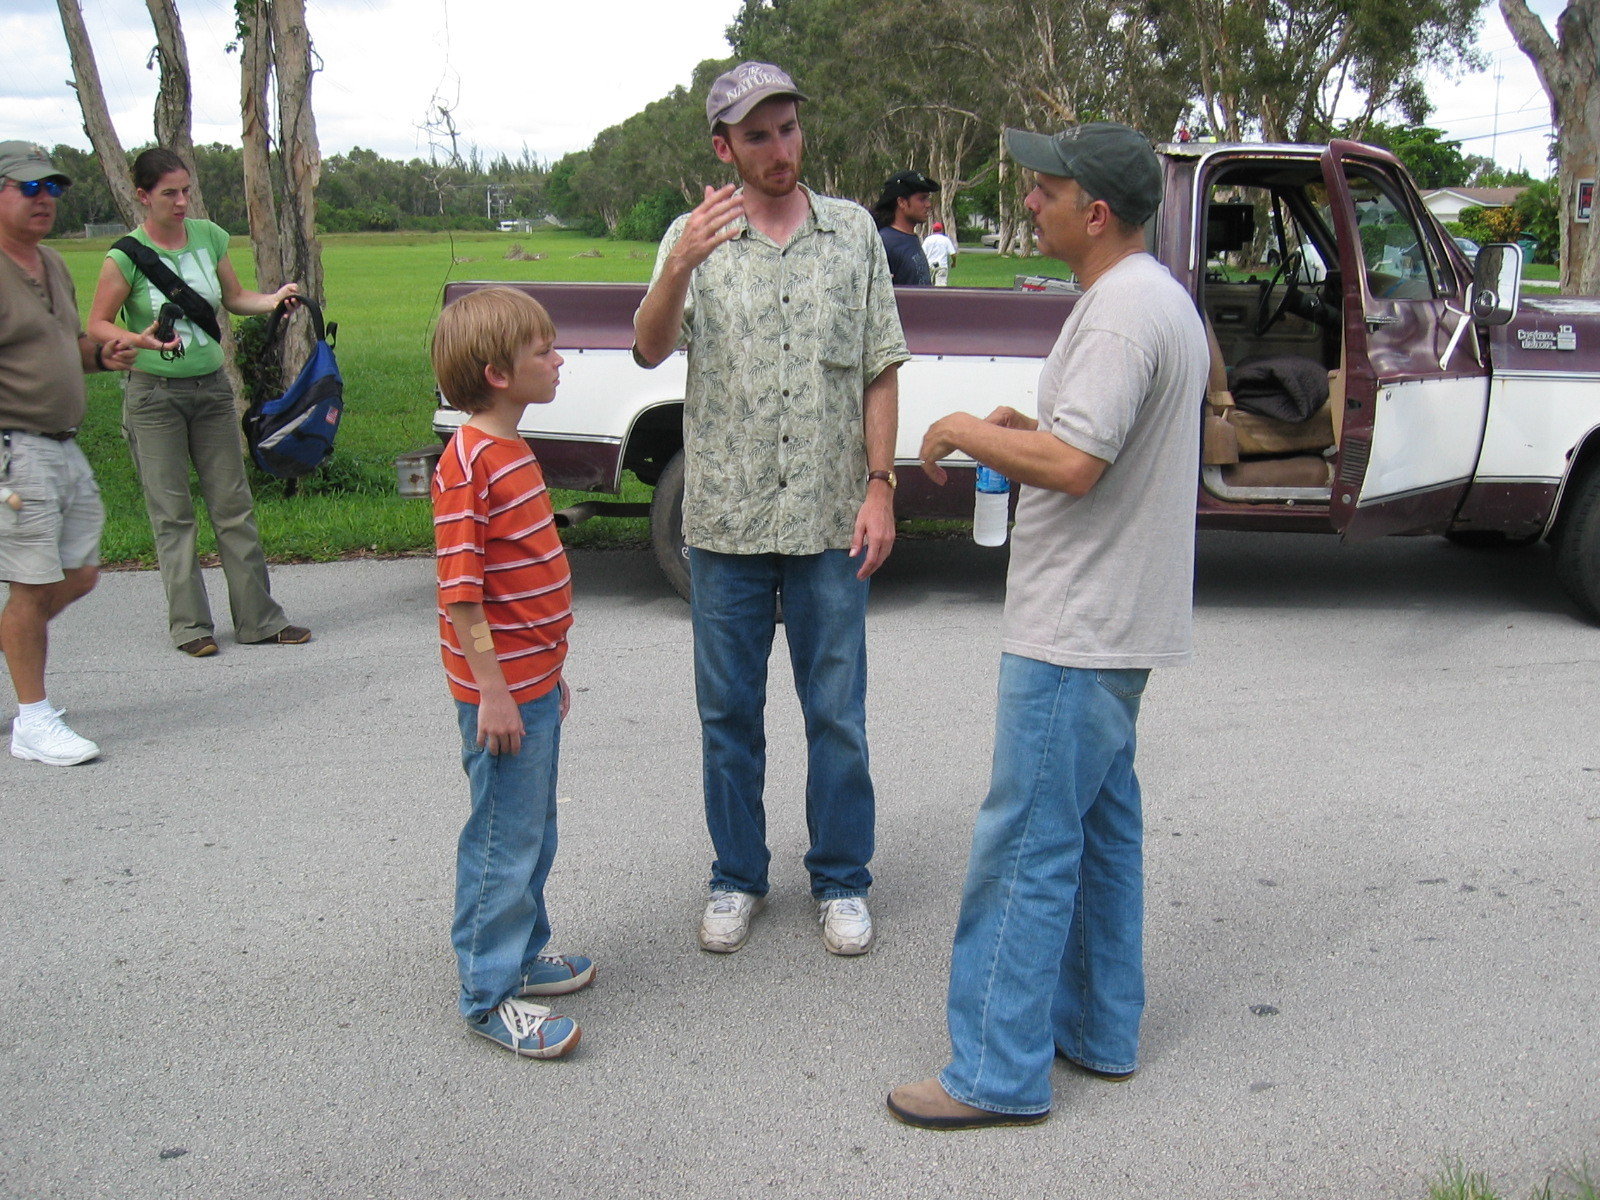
[1227,355,1329,423]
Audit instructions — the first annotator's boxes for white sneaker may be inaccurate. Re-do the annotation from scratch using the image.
[819,896,874,956]
[11,713,100,766]
[699,890,765,953]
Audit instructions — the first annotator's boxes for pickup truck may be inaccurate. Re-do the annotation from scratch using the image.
[434,138,1600,624]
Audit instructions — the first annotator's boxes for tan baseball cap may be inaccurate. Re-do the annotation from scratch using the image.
[0,141,71,185]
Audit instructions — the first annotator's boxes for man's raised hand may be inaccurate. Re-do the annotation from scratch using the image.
[669,184,744,271]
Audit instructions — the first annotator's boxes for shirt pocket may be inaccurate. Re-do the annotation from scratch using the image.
[818,267,868,370]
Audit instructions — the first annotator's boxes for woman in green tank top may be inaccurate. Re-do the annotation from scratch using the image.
[88,148,311,657]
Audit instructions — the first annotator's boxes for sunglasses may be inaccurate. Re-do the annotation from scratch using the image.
[5,179,67,198]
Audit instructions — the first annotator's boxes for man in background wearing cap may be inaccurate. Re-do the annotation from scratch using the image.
[922,221,957,287]
[1,141,159,766]
[872,170,939,286]
[633,64,908,958]
[888,122,1207,1128]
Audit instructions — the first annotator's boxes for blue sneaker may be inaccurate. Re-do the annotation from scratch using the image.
[468,998,580,1059]
[516,954,595,997]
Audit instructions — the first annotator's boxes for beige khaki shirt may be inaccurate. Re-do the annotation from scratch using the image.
[0,247,87,434]
[642,188,909,555]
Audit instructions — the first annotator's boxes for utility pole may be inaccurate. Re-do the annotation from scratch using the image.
[485,184,508,222]
[1491,53,1504,163]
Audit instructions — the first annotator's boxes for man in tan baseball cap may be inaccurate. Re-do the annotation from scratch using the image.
[0,138,161,766]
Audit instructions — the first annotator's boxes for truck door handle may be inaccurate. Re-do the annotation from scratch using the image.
[1365,313,1399,329]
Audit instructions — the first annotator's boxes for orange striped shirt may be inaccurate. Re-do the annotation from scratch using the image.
[434,425,572,704]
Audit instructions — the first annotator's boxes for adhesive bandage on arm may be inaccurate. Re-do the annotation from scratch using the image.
[469,621,495,653]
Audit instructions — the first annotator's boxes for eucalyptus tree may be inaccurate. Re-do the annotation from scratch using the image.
[934,0,1195,252]
[727,0,1000,221]
[1500,0,1600,292]
[1183,0,1482,143]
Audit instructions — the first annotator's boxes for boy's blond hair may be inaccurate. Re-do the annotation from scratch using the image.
[431,286,557,413]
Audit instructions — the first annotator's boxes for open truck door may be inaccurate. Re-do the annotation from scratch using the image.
[1320,140,1491,540]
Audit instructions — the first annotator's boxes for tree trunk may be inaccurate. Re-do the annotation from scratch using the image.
[55,0,140,229]
[239,0,283,289]
[145,0,208,219]
[268,0,324,306]
[1500,0,1600,293]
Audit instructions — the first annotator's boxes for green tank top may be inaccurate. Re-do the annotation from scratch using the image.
[107,219,232,378]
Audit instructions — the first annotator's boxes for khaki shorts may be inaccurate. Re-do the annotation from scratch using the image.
[0,432,105,585]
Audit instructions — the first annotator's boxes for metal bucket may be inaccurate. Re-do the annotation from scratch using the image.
[395,445,442,497]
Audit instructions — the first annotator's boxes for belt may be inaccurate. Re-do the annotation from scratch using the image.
[0,427,77,441]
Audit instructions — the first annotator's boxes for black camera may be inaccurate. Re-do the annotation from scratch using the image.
[154,302,185,360]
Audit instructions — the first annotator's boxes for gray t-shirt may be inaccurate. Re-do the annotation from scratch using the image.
[1001,252,1208,668]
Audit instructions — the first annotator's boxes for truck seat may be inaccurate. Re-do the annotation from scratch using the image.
[1201,316,1336,469]
[1220,455,1333,489]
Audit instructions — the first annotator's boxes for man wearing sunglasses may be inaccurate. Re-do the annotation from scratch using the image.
[0,140,159,766]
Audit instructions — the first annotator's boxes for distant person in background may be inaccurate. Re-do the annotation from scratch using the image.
[923,221,957,286]
[873,169,939,285]
[88,147,309,658]
[0,140,160,766]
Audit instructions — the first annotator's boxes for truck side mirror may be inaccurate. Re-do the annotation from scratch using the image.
[1471,243,1523,325]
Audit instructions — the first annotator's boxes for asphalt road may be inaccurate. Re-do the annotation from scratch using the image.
[3,530,1597,1200]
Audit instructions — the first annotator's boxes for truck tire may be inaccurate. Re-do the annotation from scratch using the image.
[650,450,691,601]
[1554,465,1600,622]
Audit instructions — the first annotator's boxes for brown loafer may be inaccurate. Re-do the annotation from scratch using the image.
[177,636,219,658]
[886,1078,1049,1130]
[247,625,311,645]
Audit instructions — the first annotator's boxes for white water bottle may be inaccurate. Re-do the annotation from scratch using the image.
[973,465,1010,547]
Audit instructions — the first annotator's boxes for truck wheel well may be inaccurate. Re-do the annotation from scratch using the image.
[1553,427,1600,540]
[622,404,684,488]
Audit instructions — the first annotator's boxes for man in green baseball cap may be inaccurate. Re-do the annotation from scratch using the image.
[892,122,1207,1129]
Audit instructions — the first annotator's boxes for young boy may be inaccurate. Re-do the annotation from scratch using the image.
[431,286,592,1058]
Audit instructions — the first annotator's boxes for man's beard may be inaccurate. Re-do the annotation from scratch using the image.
[727,143,802,199]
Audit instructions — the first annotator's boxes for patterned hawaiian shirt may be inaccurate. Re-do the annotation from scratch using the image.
[641,188,909,555]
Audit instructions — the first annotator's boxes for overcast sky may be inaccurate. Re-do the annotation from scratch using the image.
[0,0,1567,178]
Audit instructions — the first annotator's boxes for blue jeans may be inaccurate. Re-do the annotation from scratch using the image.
[452,688,562,1021]
[940,655,1149,1115]
[689,547,873,901]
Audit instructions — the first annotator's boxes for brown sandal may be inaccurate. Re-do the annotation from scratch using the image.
[247,625,311,645]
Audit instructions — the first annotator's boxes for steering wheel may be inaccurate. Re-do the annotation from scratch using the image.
[1255,248,1304,335]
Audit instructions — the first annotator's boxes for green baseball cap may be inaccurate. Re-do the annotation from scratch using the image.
[1004,122,1160,225]
[0,140,71,185]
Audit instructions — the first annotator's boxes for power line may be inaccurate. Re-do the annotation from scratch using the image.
[1453,122,1552,143]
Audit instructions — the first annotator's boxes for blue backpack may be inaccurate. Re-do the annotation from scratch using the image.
[243,297,343,479]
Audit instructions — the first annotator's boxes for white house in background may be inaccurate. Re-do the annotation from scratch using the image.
[1422,186,1526,222]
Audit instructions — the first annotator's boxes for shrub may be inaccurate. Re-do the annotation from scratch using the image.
[1514,179,1560,263]
[1458,204,1524,245]
[612,188,688,242]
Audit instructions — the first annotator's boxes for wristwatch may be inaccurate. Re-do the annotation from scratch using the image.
[868,469,897,489]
